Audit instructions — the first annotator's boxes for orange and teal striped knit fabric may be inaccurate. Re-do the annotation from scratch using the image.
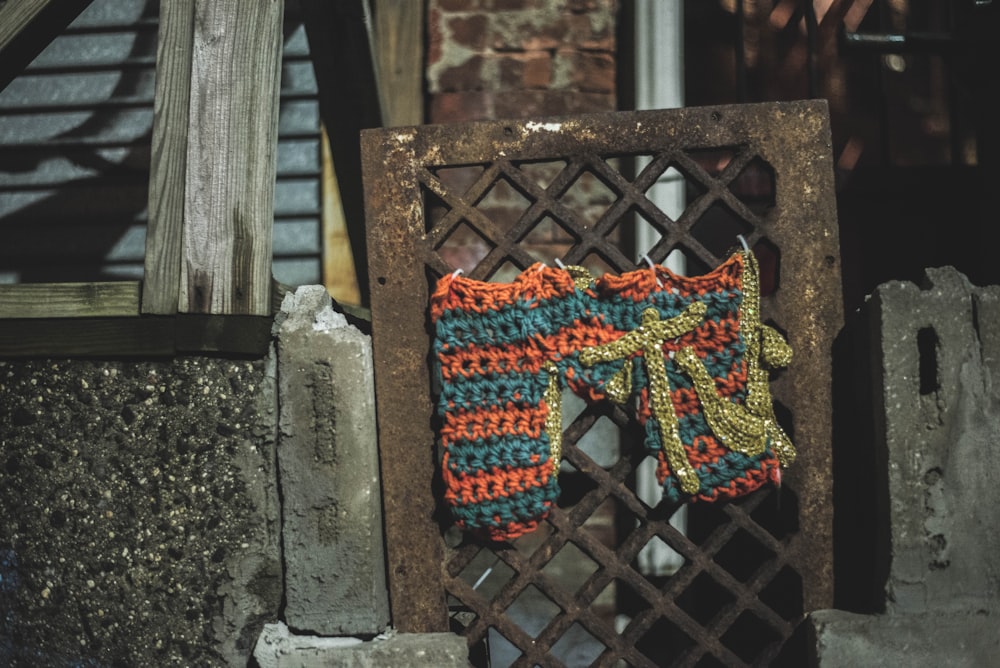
[430,251,788,541]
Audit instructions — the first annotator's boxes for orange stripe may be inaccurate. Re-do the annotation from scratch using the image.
[431,265,577,319]
[439,341,549,380]
[440,403,547,445]
[442,457,554,505]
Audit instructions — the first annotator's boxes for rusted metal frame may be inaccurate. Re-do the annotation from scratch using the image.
[496,152,633,268]
[701,554,794,637]
[569,154,639,238]
[586,151,682,253]
[508,571,635,667]
[419,165,506,248]
[751,108,839,613]
[492,157,622,267]
[455,530,576,644]
[560,442,653,520]
[444,542,486,580]
[474,241,540,278]
[664,149,765,265]
[547,507,749,666]
[710,149,773,218]
[364,100,840,640]
[453,476,628,647]
[444,575,539,651]
[719,497,787,555]
[493,160,590,247]
[362,128,450,632]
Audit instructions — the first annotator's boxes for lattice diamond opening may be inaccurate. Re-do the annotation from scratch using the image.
[363,103,842,667]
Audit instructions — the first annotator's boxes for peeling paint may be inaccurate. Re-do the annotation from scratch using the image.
[524,121,563,133]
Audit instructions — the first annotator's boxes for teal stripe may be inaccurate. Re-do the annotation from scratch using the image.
[438,369,548,411]
[447,433,551,475]
[451,477,559,528]
[437,288,743,350]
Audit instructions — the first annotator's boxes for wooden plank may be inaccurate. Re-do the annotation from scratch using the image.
[373,0,424,127]
[142,0,195,315]
[180,0,283,315]
[174,314,272,355]
[0,0,93,92]
[0,313,272,358]
[0,317,174,358]
[0,282,140,319]
[300,0,381,306]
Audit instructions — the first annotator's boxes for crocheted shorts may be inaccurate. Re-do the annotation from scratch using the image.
[430,251,794,541]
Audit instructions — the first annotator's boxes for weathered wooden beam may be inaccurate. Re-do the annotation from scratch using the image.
[373,0,424,127]
[0,0,93,92]
[0,282,140,319]
[300,0,381,306]
[142,0,196,315]
[0,317,175,358]
[0,314,273,358]
[179,0,284,315]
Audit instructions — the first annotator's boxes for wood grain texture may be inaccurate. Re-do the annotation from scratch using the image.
[179,0,283,315]
[373,0,424,127]
[142,0,195,315]
[0,282,140,319]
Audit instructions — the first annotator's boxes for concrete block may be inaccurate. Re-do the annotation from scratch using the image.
[809,609,999,667]
[870,267,1000,614]
[254,623,469,668]
[276,286,390,635]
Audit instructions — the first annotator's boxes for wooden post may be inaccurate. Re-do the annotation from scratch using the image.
[142,0,195,315]
[373,0,424,127]
[144,0,283,316]
[179,0,283,315]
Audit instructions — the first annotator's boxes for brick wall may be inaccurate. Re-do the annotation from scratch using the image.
[427,0,618,124]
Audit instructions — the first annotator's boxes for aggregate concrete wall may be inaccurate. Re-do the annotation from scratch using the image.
[0,356,282,666]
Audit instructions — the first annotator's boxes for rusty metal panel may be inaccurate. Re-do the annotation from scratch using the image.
[362,100,843,665]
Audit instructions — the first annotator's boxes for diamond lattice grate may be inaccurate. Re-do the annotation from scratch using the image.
[362,102,843,667]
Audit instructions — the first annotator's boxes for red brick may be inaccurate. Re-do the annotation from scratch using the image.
[435,55,487,92]
[430,91,494,123]
[556,50,615,93]
[516,18,568,51]
[496,51,551,90]
[522,51,552,88]
[566,12,615,50]
[492,0,542,9]
[447,14,489,50]
[493,90,615,118]
[566,0,599,12]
